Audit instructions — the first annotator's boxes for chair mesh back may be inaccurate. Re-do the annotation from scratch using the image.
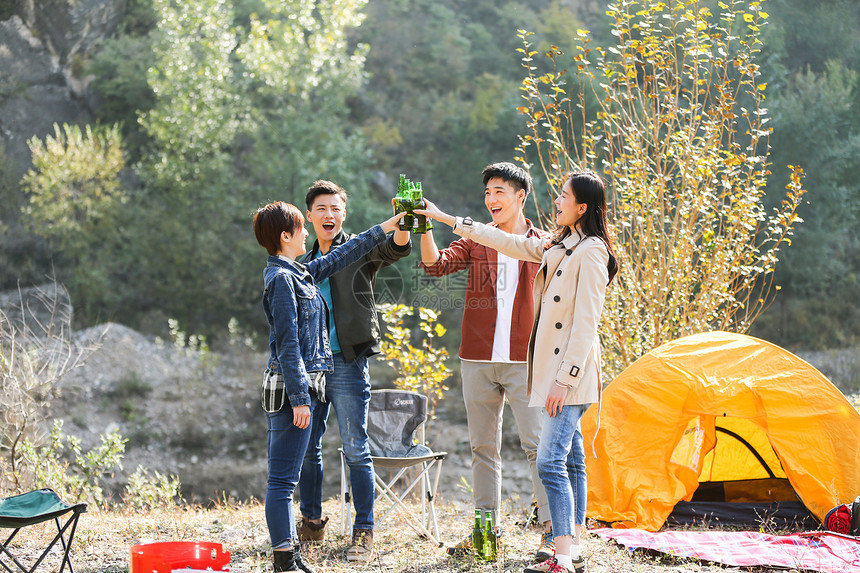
[367,390,427,457]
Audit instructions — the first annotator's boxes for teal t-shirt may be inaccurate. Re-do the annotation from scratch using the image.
[314,249,341,355]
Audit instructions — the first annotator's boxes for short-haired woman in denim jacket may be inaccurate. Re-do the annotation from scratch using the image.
[252,201,404,573]
[417,171,618,573]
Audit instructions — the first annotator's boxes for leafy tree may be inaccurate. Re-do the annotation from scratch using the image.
[22,123,126,254]
[129,0,249,329]
[87,33,157,159]
[516,0,805,376]
[750,0,860,348]
[20,123,127,314]
[752,61,860,348]
[378,304,452,425]
[234,0,380,228]
[123,0,377,332]
[140,0,242,189]
[354,0,546,218]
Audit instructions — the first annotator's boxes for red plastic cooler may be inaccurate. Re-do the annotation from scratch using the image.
[130,541,231,573]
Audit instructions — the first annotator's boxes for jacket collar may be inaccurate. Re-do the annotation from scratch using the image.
[562,228,587,249]
[266,254,295,268]
[306,229,349,260]
[489,217,543,238]
[265,254,311,280]
[524,218,545,238]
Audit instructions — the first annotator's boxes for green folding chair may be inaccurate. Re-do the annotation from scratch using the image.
[0,489,87,573]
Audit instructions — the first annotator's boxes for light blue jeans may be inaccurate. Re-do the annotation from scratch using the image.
[298,353,375,530]
[536,404,589,539]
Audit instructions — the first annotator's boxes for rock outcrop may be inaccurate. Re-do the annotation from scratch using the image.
[0,0,124,176]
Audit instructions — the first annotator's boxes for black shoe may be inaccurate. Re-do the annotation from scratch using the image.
[273,550,295,572]
[273,547,317,573]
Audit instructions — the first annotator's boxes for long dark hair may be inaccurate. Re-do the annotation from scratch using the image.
[553,170,619,284]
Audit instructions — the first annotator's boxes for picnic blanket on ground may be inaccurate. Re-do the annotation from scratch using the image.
[593,528,860,573]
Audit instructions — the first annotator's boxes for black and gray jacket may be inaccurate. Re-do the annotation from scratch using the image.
[301,230,411,361]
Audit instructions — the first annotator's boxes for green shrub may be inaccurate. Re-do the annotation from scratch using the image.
[125,465,183,510]
[18,420,126,506]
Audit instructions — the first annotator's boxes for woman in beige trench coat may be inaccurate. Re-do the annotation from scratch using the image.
[418,171,618,573]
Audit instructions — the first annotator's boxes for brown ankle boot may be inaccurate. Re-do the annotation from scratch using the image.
[346,528,373,562]
[297,516,328,543]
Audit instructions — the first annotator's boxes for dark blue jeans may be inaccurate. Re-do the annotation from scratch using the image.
[298,353,375,530]
[265,403,313,549]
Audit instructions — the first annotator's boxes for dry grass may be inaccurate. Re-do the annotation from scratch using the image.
[5,497,776,573]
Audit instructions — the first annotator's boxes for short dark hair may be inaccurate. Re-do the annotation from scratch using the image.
[253,201,304,256]
[305,180,348,210]
[481,162,532,198]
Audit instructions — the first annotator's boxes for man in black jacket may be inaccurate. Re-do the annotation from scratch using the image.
[296,180,411,562]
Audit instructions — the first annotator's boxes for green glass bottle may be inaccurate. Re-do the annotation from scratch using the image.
[412,181,432,233]
[484,510,497,561]
[394,174,414,231]
[471,509,484,557]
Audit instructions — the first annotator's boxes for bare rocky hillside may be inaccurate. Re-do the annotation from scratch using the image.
[49,321,538,511]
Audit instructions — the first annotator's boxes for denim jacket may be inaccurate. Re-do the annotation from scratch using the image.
[262,224,386,407]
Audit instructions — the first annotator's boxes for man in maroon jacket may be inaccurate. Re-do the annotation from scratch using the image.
[420,162,553,559]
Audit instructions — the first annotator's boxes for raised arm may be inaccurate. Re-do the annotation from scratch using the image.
[416,199,545,263]
[419,229,442,267]
[372,199,412,266]
[307,211,405,281]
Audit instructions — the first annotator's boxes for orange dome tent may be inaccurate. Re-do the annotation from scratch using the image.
[583,331,860,531]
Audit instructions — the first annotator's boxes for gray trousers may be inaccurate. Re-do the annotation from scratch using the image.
[460,359,550,523]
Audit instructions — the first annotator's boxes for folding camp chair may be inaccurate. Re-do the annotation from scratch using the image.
[339,389,447,545]
[0,489,86,573]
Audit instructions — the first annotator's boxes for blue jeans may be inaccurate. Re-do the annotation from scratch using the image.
[536,404,588,539]
[298,353,375,530]
[265,403,313,549]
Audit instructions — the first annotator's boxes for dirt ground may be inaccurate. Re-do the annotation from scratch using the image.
[6,497,794,573]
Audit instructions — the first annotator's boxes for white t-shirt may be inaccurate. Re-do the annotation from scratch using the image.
[491,251,520,362]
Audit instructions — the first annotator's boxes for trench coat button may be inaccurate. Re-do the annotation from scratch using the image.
[556,269,562,276]
[566,249,572,255]
[553,295,561,302]
[554,348,560,355]
[555,322,562,329]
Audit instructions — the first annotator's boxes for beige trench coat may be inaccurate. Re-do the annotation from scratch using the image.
[453,217,608,408]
